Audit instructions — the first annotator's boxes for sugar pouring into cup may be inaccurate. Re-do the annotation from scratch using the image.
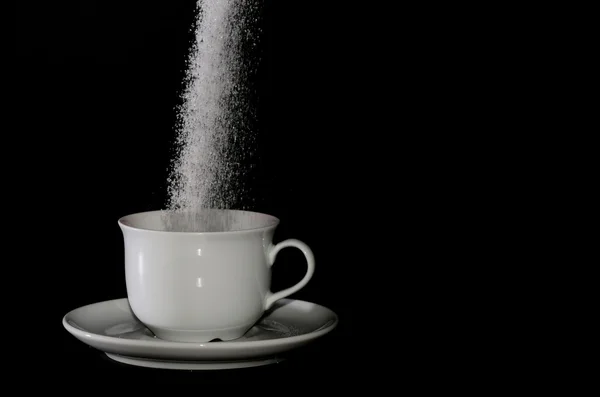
[118,209,315,343]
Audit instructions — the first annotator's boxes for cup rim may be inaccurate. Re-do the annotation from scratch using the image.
[117,209,280,235]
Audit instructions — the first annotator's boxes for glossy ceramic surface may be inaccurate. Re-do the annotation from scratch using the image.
[63,298,338,370]
[118,209,316,343]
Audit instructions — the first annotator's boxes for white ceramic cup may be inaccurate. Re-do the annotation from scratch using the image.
[118,209,315,343]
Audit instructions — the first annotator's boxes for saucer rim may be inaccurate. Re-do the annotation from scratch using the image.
[63,297,338,350]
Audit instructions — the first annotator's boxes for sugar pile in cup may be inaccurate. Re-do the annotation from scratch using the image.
[163,0,263,232]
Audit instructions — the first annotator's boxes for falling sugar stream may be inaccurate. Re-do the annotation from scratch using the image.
[163,0,264,232]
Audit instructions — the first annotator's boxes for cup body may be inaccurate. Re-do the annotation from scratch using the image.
[118,209,279,343]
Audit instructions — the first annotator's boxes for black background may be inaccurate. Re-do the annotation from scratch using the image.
[11,1,566,390]
[13,0,386,387]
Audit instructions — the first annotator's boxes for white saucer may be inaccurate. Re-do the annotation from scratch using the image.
[63,298,338,370]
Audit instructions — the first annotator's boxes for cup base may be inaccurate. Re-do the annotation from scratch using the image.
[148,323,253,343]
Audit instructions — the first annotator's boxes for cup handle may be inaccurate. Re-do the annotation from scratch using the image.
[264,238,315,310]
